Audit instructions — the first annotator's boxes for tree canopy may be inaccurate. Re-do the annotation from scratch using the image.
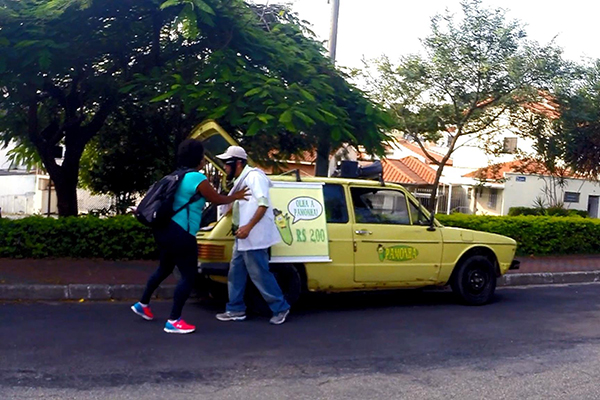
[361,0,564,212]
[0,0,390,216]
[550,60,600,179]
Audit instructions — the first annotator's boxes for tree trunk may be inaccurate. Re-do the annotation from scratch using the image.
[314,137,331,177]
[50,137,85,217]
[52,171,79,216]
[426,130,462,213]
[428,167,444,213]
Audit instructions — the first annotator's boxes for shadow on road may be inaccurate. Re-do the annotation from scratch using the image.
[197,286,498,315]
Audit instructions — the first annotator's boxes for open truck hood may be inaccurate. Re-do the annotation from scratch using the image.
[188,119,254,174]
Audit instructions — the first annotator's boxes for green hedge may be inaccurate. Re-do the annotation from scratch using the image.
[508,206,588,218]
[2,214,600,259]
[0,216,157,259]
[436,214,600,256]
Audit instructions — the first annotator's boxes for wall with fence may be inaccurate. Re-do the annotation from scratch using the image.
[76,189,116,214]
[0,192,35,215]
[409,185,471,214]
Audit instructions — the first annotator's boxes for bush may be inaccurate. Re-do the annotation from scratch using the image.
[508,206,588,218]
[508,207,541,216]
[0,215,157,259]
[2,214,599,259]
[436,214,600,256]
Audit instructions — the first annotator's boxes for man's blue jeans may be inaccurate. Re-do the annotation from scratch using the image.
[226,244,290,315]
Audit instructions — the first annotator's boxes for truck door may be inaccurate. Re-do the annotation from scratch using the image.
[351,186,443,284]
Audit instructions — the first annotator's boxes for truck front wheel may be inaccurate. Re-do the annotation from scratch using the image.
[450,255,497,305]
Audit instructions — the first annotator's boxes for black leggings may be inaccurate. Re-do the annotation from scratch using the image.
[141,220,197,320]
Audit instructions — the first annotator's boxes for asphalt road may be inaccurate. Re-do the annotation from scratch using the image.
[1,284,600,399]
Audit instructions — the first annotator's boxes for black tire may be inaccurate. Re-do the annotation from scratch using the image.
[450,255,497,305]
[245,264,302,316]
[206,278,229,303]
[177,267,213,299]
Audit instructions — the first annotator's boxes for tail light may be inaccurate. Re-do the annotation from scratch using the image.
[198,244,225,260]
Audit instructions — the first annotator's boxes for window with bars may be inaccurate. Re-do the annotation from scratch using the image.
[488,188,498,209]
[564,192,580,203]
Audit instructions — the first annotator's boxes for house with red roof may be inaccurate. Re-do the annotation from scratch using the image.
[462,160,600,217]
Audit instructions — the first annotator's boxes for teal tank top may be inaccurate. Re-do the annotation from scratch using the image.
[172,171,207,235]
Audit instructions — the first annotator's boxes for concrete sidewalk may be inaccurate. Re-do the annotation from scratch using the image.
[1,255,600,301]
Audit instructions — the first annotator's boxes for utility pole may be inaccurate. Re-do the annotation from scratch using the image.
[317,0,341,177]
[328,0,340,62]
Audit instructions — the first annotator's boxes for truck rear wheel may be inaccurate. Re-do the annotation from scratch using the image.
[245,264,302,316]
[450,255,497,305]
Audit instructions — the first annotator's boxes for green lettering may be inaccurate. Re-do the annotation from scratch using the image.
[379,245,419,262]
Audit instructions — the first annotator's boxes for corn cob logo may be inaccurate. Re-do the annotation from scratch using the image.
[273,208,293,246]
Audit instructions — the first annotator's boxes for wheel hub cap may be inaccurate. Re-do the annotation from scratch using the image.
[469,270,486,292]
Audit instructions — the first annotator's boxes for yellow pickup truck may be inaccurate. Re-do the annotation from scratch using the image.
[191,121,520,310]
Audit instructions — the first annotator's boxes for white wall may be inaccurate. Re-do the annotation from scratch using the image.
[426,109,540,170]
[0,174,37,196]
[0,174,57,215]
[0,141,27,171]
[450,127,537,169]
[0,174,37,214]
[474,186,505,216]
[502,172,600,216]
[383,112,539,179]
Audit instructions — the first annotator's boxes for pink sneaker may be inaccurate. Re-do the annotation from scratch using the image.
[131,302,154,320]
[164,319,196,334]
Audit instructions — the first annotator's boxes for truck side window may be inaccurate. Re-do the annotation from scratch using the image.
[323,184,349,223]
[351,187,410,225]
[408,200,430,226]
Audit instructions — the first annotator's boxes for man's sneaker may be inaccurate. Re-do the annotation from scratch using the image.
[216,311,247,322]
[131,302,154,321]
[269,309,290,325]
[164,319,196,334]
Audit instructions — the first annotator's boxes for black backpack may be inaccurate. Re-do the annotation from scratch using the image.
[135,168,202,229]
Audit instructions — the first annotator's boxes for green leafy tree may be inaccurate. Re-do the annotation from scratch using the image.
[79,101,177,214]
[361,0,564,212]
[0,0,390,217]
[548,60,600,179]
[146,2,392,175]
[0,0,183,216]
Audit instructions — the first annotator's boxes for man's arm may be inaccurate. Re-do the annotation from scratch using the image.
[235,205,266,239]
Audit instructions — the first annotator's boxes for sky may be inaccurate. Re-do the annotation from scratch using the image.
[255,0,600,70]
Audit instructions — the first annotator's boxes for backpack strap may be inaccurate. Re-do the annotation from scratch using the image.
[173,191,202,216]
[171,192,202,233]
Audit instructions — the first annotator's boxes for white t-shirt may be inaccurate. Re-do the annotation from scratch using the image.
[234,167,281,251]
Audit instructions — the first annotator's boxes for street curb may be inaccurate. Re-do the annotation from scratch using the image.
[0,284,176,301]
[1,272,600,300]
[498,271,600,286]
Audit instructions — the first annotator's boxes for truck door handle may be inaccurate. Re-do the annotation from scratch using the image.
[355,230,372,235]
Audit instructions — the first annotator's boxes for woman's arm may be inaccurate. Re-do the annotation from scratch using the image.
[197,180,248,205]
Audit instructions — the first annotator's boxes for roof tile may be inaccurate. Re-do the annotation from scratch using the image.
[462,159,577,180]
[380,157,437,185]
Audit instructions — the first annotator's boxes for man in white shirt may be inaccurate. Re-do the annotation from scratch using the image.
[215,146,290,325]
